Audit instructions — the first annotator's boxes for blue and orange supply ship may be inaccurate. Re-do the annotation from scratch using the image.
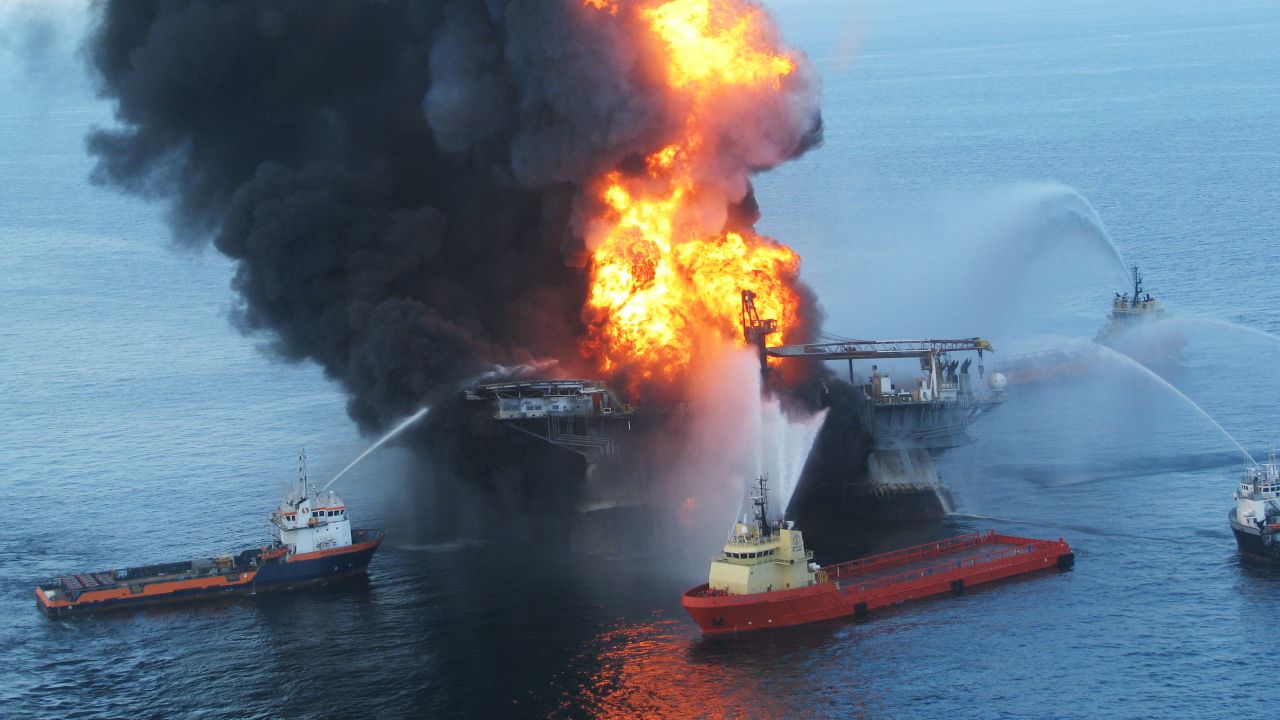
[681,476,1074,635]
[35,452,384,617]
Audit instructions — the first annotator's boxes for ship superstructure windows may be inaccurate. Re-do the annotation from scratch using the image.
[725,548,778,560]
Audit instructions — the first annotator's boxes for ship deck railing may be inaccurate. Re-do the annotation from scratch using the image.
[822,530,997,581]
[830,542,1044,595]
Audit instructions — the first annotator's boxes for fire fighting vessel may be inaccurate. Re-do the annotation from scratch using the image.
[35,453,384,617]
[681,476,1074,635]
[1095,264,1168,346]
[997,265,1180,386]
[1229,450,1280,560]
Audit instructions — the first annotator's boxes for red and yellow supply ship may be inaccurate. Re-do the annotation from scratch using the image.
[35,452,383,618]
[681,477,1073,635]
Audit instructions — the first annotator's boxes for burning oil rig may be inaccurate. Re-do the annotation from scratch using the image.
[741,290,1003,526]
[459,290,1003,549]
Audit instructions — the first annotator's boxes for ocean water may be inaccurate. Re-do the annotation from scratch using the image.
[3,1,1280,717]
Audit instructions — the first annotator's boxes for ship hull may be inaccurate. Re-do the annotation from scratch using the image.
[36,530,384,618]
[1230,512,1280,560]
[682,532,1072,636]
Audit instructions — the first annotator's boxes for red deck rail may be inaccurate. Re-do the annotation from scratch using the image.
[823,530,997,581]
[833,540,1045,594]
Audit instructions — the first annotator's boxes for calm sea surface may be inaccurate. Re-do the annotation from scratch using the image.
[3,1,1280,717]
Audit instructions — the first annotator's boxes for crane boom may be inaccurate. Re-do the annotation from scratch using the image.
[765,338,993,361]
[741,290,779,375]
[737,287,993,386]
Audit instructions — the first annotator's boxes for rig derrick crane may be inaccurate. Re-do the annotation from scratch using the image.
[741,289,779,377]
[737,288,994,386]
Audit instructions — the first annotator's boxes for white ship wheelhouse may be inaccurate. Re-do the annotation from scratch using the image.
[271,452,354,556]
[1234,452,1280,530]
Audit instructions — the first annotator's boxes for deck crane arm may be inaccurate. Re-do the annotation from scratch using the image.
[738,287,992,361]
[764,338,993,387]
[741,290,779,373]
[738,287,994,382]
[764,338,993,361]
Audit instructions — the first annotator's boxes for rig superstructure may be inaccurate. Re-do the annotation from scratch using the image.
[462,379,637,459]
[456,289,1004,549]
[743,290,1004,522]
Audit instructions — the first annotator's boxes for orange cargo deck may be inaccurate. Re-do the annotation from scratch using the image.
[682,530,1073,635]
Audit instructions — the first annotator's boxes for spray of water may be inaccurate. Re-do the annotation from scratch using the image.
[687,349,829,536]
[1166,317,1280,351]
[753,397,828,514]
[323,407,430,491]
[1088,343,1257,465]
[1017,182,1130,285]
[935,485,954,515]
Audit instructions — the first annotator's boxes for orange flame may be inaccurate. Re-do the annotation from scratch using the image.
[582,0,807,391]
[644,0,795,90]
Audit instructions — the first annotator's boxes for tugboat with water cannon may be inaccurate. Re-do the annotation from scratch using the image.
[997,265,1182,386]
[681,476,1074,635]
[1229,449,1280,560]
[1095,264,1169,346]
[35,452,384,617]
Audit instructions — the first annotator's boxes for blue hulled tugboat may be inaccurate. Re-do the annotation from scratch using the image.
[36,452,384,617]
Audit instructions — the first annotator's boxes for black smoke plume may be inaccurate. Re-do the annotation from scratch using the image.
[84,0,822,434]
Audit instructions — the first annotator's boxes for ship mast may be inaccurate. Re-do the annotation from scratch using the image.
[752,475,772,539]
[297,449,308,503]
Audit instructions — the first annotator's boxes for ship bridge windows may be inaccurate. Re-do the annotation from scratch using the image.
[726,548,776,560]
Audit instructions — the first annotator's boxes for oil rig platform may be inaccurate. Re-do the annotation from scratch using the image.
[462,379,636,459]
[742,290,1004,524]
[454,290,1005,553]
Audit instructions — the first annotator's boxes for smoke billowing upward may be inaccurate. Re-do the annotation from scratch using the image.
[84,0,823,431]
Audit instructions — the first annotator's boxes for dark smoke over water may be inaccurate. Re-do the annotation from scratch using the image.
[84,0,822,434]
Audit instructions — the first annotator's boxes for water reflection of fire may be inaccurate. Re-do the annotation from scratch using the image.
[566,619,875,718]
[571,621,788,717]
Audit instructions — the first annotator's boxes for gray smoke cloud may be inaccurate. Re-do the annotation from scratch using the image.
[83,0,823,433]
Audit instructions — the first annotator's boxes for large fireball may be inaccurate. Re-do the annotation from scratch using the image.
[581,0,813,393]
